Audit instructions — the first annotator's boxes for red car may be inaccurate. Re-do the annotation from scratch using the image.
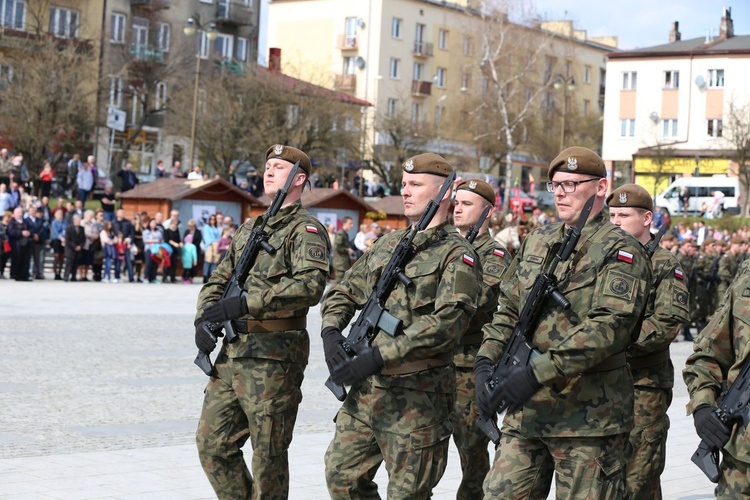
[509,190,538,212]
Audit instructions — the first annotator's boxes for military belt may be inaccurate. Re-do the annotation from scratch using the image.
[381,352,453,376]
[233,317,307,334]
[583,352,627,374]
[458,331,483,346]
[627,348,671,370]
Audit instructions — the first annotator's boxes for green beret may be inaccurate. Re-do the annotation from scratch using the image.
[703,238,716,246]
[456,179,495,205]
[606,184,654,211]
[403,153,452,177]
[731,237,745,245]
[662,234,675,242]
[265,144,312,176]
[548,146,606,180]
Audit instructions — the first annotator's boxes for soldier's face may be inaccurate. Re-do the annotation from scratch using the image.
[453,190,491,232]
[551,171,605,226]
[609,207,651,242]
[401,172,444,221]
[264,158,297,196]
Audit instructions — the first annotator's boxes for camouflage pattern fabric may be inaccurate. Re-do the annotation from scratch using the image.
[684,260,750,489]
[718,252,741,299]
[478,211,651,497]
[483,428,630,498]
[322,221,482,498]
[625,247,690,499]
[195,202,330,498]
[333,228,352,283]
[693,251,719,324]
[677,251,700,324]
[450,231,510,498]
[717,451,750,499]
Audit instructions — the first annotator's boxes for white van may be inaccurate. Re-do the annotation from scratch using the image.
[655,176,740,215]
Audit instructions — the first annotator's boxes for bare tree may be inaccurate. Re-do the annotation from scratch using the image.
[725,98,750,215]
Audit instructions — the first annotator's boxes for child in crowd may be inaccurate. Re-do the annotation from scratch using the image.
[181,233,198,284]
[216,227,232,262]
[114,231,127,282]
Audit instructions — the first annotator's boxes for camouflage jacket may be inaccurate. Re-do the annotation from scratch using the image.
[453,231,510,368]
[627,246,690,389]
[478,211,652,437]
[322,220,482,393]
[196,202,330,364]
[684,260,750,463]
[718,252,741,298]
[332,229,351,270]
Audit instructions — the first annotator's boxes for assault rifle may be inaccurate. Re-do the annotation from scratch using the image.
[194,162,300,376]
[325,171,457,400]
[692,358,750,483]
[466,205,492,244]
[645,223,668,258]
[476,195,596,444]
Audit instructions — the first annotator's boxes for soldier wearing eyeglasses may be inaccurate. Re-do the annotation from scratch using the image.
[476,147,652,498]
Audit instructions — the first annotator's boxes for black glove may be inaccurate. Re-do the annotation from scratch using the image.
[202,296,248,323]
[330,346,384,386]
[500,365,542,413]
[322,327,346,368]
[195,319,222,354]
[474,356,497,416]
[694,405,732,450]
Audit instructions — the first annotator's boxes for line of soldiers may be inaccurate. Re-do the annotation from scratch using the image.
[191,143,750,499]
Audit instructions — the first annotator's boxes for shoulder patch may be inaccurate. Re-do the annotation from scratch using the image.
[305,225,319,234]
[674,269,684,280]
[462,254,475,267]
[674,289,689,309]
[493,248,505,258]
[603,270,635,302]
[305,242,328,264]
[617,250,634,264]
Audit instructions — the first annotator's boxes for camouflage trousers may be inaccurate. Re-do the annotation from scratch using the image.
[625,386,671,499]
[449,366,492,499]
[483,428,630,499]
[324,377,454,499]
[196,353,304,500]
[717,451,750,498]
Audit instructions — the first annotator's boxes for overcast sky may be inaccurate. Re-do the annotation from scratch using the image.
[532,1,750,50]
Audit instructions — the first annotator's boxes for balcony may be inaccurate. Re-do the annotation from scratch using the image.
[337,34,358,50]
[334,74,356,90]
[413,41,433,58]
[215,59,247,76]
[143,113,165,128]
[411,80,432,97]
[130,44,164,63]
[215,1,254,26]
[129,0,170,9]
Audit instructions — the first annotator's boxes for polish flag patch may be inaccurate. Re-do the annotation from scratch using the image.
[493,249,505,258]
[462,254,475,267]
[675,269,684,280]
[305,225,319,234]
[617,250,634,264]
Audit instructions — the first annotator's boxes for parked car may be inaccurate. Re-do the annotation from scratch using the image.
[509,190,538,212]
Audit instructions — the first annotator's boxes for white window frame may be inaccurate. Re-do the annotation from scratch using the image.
[462,36,471,56]
[663,70,679,89]
[662,118,678,138]
[131,90,142,125]
[286,104,300,128]
[214,33,233,60]
[49,6,79,39]
[435,105,444,125]
[198,30,210,59]
[0,63,14,85]
[583,65,591,84]
[438,28,447,50]
[156,22,170,52]
[620,119,635,137]
[154,82,167,111]
[461,72,470,90]
[708,69,724,88]
[343,56,356,75]
[109,77,123,108]
[389,58,400,79]
[582,99,590,115]
[0,0,25,30]
[236,37,248,62]
[387,98,397,118]
[707,118,723,137]
[110,12,126,44]
[132,17,149,48]
[391,17,402,39]
[621,71,637,90]
[413,62,423,81]
[411,102,422,126]
[345,16,357,36]
[435,67,446,88]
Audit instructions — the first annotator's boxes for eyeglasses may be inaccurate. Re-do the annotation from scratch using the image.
[546,178,599,193]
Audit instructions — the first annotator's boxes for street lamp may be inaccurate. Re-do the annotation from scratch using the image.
[183,17,217,169]
[553,75,576,151]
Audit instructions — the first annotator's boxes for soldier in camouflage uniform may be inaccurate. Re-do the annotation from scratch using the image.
[321,153,482,499]
[718,237,744,299]
[694,238,722,328]
[677,240,699,341]
[332,216,354,282]
[684,260,750,498]
[607,184,691,499]
[194,145,330,499]
[450,179,511,499]
[476,147,652,499]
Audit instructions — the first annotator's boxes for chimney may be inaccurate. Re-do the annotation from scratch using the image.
[669,21,681,42]
[719,6,734,39]
[269,47,281,73]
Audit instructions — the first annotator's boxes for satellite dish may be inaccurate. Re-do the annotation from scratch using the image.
[355,56,366,70]
[695,75,706,89]
[650,112,659,123]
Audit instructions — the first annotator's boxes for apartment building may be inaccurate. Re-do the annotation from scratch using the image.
[602,7,749,195]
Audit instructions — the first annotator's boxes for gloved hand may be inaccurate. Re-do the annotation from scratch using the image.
[474,356,497,416]
[322,327,346,369]
[330,346,384,386]
[694,405,732,450]
[500,365,542,413]
[195,319,222,354]
[202,296,248,323]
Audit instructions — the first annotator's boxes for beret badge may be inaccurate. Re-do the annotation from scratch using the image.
[469,180,477,189]
[619,192,628,204]
[273,144,284,155]
[404,159,414,172]
[566,157,578,170]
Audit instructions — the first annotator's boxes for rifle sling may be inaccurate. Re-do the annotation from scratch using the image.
[627,348,671,370]
[583,352,627,373]
[233,317,307,333]
[381,351,453,375]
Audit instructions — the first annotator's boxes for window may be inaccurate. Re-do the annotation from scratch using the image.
[109,77,123,108]
[236,37,248,61]
[286,104,299,128]
[664,70,679,89]
[708,69,724,88]
[132,17,148,48]
[621,71,637,90]
[343,116,356,132]
[130,90,142,124]
[391,17,401,39]
[0,64,14,87]
[154,82,167,110]
[583,99,590,115]
[389,58,400,79]
[413,62,423,81]
[343,56,356,75]
[662,119,678,138]
[438,28,447,50]
[387,98,397,118]
[435,105,444,125]
[707,119,723,137]
[461,73,470,91]
[411,102,422,126]
[49,6,79,38]
[1,0,25,30]
[156,22,170,52]
[620,119,635,137]
[110,13,126,43]
[345,16,357,36]
[583,65,591,84]
[198,30,210,59]
[435,67,446,88]
[214,34,233,59]
[462,36,472,56]
[415,23,425,43]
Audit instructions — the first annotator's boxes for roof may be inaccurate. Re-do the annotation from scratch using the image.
[118,177,260,204]
[610,34,750,59]
[368,196,404,216]
[257,67,371,107]
[256,187,375,211]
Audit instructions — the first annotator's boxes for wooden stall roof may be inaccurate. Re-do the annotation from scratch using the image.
[368,196,404,216]
[255,188,376,212]
[119,178,261,205]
